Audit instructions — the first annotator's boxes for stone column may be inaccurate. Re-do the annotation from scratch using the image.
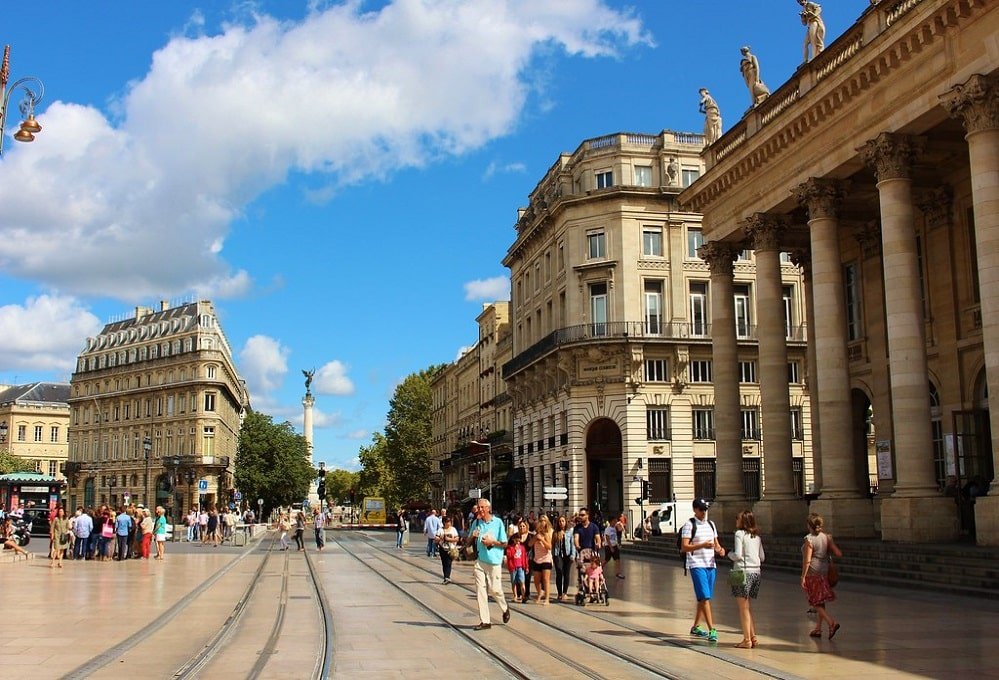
[794,179,873,537]
[861,132,957,541]
[700,241,742,531]
[791,248,822,493]
[942,73,999,545]
[745,214,803,533]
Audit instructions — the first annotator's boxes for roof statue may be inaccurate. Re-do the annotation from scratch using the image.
[798,0,826,63]
[740,46,770,107]
[699,89,722,144]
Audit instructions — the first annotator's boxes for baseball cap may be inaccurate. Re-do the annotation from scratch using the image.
[692,498,711,511]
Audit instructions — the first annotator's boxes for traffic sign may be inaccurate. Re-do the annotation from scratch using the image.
[234,491,242,501]
[468,488,482,499]
[543,486,568,494]
[198,479,209,494]
[257,498,263,506]
[543,492,568,501]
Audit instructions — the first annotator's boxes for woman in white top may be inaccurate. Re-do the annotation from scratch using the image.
[729,510,765,649]
[435,516,460,584]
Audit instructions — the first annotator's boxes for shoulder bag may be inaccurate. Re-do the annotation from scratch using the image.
[827,556,839,587]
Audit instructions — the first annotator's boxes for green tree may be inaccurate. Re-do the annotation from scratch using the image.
[324,467,360,505]
[357,432,390,502]
[235,410,315,516]
[382,365,441,506]
[0,452,33,475]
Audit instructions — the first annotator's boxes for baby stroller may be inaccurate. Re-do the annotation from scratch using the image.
[574,548,610,606]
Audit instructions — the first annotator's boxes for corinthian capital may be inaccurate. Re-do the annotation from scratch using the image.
[698,241,739,276]
[744,213,787,252]
[859,132,925,182]
[940,73,999,135]
[793,178,845,220]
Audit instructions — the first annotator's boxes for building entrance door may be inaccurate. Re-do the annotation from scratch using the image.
[585,418,622,518]
[953,409,992,541]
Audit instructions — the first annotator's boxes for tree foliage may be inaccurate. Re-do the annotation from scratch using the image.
[0,452,34,475]
[324,467,360,505]
[355,365,442,509]
[235,410,315,516]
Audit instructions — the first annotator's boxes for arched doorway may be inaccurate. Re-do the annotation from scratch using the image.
[850,389,876,495]
[585,418,622,517]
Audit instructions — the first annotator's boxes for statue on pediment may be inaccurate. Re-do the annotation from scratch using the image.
[798,1,826,62]
[740,46,770,107]
[699,89,722,144]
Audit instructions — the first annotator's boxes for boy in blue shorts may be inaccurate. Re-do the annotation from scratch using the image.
[680,498,726,642]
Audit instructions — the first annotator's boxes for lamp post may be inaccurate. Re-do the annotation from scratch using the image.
[185,469,197,512]
[143,437,152,507]
[107,474,117,507]
[0,421,8,452]
[0,45,45,157]
[470,440,492,503]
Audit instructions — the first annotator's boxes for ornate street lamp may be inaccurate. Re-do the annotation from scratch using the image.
[107,474,117,507]
[143,436,152,507]
[0,45,45,156]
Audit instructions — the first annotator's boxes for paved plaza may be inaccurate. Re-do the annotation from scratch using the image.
[5,530,999,679]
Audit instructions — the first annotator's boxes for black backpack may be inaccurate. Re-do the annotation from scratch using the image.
[677,517,717,574]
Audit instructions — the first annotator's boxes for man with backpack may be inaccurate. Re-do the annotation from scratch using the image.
[680,498,726,642]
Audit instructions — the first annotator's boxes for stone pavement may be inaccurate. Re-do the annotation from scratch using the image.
[4,530,999,679]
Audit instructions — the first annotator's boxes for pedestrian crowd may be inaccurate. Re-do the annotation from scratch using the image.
[45,503,171,564]
[391,499,843,647]
[272,506,328,552]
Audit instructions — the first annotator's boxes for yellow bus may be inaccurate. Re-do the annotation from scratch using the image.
[361,496,387,524]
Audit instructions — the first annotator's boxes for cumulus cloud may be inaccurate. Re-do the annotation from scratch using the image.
[314,360,355,396]
[0,1,649,299]
[464,276,510,301]
[343,429,369,440]
[0,295,102,373]
[238,335,289,395]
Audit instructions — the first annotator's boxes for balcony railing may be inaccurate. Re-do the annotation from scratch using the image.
[503,321,808,378]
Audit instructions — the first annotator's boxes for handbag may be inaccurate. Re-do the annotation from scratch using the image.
[827,557,839,587]
[728,568,746,587]
[101,522,114,539]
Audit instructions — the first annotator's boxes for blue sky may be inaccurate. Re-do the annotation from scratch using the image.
[0,1,873,471]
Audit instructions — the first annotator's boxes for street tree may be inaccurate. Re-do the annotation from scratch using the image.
[235,410,314,516]
[324,467,360,505]
[382,365,441,507]
[0,451,33,475]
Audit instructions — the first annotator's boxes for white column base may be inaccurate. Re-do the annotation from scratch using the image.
[974,496,999,546]
[752,498,809,536]
[808,497,878,538]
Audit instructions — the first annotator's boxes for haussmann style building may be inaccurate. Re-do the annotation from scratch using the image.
[0,382,70,511]
[65,300,248,520]
[680,0,999,542]
[500,129,815,530]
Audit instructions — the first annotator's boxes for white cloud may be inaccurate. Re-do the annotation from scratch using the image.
[0,295,102,373]
[454,345,474,361]
[464,276,510,301]
[343,429,369,440]
[238,335,289,395]
[314,360,355,396]
[0,1,649,299]
[482,160,527,181]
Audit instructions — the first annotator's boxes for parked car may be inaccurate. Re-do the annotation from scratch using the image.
[22,508,51,536]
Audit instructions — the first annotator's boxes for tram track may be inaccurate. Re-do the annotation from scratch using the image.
[351,532,804,680]
[334,533,674,680]
[61,532,333,680]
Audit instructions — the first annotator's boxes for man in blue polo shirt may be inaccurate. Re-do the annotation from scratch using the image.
[468,499,511,630]
[680,498,726,642]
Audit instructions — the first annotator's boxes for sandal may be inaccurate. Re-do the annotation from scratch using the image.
[809,629,822,638]
[735,640,753,649]
[751,637,759,648]
[829,623,841,640]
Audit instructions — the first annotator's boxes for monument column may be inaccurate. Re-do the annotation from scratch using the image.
[700,241,742,531]
[861,133,957,541]
[794,178,873,536]
[941,73,999,544]
[302,370,320,507]
[745,214,803,533]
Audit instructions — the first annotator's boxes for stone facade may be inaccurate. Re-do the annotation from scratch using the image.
[432,302,514,512]
[65,300,248,521]
[0,382,70,480]
[680,0,998,542]
[501,131,813,531]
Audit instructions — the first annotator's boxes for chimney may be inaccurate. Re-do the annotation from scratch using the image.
[134,306,152,320]
[160,299,170,312]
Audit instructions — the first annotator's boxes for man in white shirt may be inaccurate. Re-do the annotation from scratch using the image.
[680,498,726,643]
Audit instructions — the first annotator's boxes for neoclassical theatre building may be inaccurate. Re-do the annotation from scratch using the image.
[681,0,998,542]
[66,301,248,520]
[501,130,814,527]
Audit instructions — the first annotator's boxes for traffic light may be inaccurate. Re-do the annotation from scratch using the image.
[349,488,356,506]
[642,480,651,500]
[317,482,326,499]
